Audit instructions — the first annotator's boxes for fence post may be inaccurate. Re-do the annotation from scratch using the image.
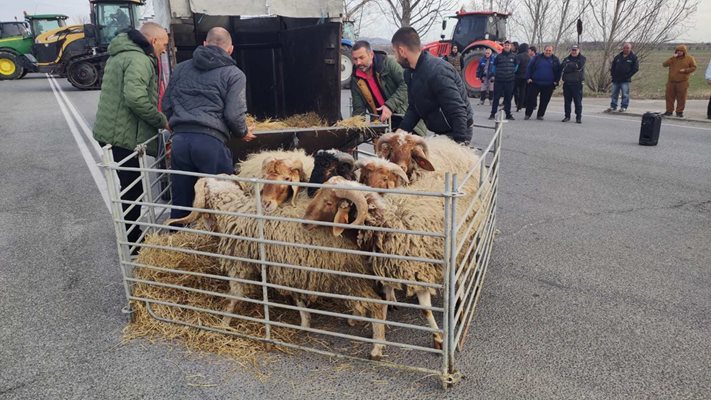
[254,180,272,345]
[137,145,157,230]
[101,145,134,317]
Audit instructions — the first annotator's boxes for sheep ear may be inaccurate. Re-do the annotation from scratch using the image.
[332,207,349,237]
[290,170,301,207]
[412,148,435,171]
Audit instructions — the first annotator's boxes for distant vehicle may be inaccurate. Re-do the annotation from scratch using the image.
[340,20,356,89]
[0,1,144,89]
[422,10,509,97]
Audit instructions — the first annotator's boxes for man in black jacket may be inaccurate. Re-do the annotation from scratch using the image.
[514,43,531,112]
[606,42,639,112]
[561,45,586,123]
[489,40,518,120]
[391,27,474,144]
[163,27,256,218]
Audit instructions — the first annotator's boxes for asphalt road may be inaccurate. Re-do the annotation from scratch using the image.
[1,74,709,399]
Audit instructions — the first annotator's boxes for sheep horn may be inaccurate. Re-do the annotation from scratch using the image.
[411,135,429,155]
[332,188,368,229]
[388,163,410,185]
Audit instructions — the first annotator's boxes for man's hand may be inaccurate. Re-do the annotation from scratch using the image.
[527,79,532,84]
[377,105,393,122]
[680,68,686,73]
[165,122,172,132]
[242,125,256,142]
[707,79,711,85]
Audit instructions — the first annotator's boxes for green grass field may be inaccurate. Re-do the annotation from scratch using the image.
[584,49,711,99]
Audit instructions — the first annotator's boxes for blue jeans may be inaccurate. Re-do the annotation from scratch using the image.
[170,133,234,218]
[610,82,630,109]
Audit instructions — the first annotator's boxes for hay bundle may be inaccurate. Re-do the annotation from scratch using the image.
[123,229,303,366]
[247,113,376,132]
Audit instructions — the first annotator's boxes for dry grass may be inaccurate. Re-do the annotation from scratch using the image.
[247,113,376,132]
[123,229,304,372]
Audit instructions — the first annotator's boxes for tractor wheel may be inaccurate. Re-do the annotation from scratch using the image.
[462,50,486,98]
[67,60,100,90]
[340,45,353,89]
[0,51,24,80]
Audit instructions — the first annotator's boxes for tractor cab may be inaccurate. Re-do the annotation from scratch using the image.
[89,0,143,48]
[24,14,69,38]
[448,11,508,50]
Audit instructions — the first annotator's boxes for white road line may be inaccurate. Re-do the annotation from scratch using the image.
[48,75,103,157]
[47,74,111,211]
[584,111,711,131]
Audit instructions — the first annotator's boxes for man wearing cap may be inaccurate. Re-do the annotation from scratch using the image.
[488,40,518,120]
[561,45,586,123]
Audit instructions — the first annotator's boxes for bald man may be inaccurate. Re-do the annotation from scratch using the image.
[163,26,255,219]
[94,22,170,248]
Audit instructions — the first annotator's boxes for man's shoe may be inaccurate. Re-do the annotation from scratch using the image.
[576,117,582,123]
[663,111,673,116]
[619,108,627,112]
[676,112,684,118]
[506,115,515,120]
[536,116,544,121]
[488,114,495,120]
[561,117,570,122]
[604,108,615,113]
[478,100,485,105]
[524,115,531,120]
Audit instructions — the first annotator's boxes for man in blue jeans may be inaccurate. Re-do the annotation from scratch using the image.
[606,42,639,113]
[162,27,256,218]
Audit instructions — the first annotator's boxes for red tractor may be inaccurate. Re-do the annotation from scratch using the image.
[423,10,510,97]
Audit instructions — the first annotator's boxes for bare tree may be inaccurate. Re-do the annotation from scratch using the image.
[550,0,592,50]
[513,0,554,46]
[377,0,458,36]
[344,0,376,36]
[586,0,700,91]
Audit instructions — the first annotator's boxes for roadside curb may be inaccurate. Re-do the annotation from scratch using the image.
[600,110,711,124]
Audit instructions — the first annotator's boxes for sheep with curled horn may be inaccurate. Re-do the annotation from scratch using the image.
[355,158,410,190]
[168,175,390,360]
[303,172,489,350]
[307,149,357,197]
[375,130,483,187]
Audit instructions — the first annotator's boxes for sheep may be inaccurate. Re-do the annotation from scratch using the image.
[170,175,389,360]
[307,149,357,197]
[303,173,489,350]
[355,158,410,190]
[235,149,314,212]
[374,130,482,185]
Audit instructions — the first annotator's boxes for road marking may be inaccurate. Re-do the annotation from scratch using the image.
[48,75,103,157]
[583,111,711,131]
[47,74,111,211]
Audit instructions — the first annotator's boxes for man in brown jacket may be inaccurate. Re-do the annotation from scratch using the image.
[662,44,697,118]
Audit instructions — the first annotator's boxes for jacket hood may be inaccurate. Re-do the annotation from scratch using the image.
[108,29,153,56]
[192,45,236,71]
[518,43,529,54]
[675,44,688,55]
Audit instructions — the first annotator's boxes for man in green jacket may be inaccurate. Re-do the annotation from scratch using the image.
[350,40,426,136]
[93,22,169,246]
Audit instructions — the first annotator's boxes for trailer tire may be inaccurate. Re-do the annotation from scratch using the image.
[340,45,352,89]
[0,51,24,80]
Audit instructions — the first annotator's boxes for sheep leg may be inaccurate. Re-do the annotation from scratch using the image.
[416,289,443,350]
[296,299,311,328]
[370,303,388,361]
[384,286,398,310]
[222,268,244,327]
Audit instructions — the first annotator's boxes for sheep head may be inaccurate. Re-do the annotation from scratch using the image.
[307,150,356,197]
[375,130,434,178]
[356,158,409,190]
[260,157,307,213]
[303,176,368,237]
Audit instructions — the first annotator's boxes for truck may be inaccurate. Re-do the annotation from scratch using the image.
[422,10,510,97]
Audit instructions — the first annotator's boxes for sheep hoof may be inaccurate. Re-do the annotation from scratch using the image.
[347,319,357,327]
[433,337,443,350]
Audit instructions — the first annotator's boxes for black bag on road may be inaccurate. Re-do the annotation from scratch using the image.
[639,112,662,146]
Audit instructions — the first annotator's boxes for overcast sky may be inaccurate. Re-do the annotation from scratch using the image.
[1,0,709,42]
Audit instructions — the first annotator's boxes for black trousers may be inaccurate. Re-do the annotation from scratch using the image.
[514,78,528,110]
[103,144,144,244]
[707,95,711,119]
[490,80,515,116]
[563,83,583,118]
[526,83,555,117]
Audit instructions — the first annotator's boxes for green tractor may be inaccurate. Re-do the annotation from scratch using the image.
[0,15,73,80]
[0,1,144,89]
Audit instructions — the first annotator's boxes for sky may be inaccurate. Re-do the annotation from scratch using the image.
[1,0,710,42]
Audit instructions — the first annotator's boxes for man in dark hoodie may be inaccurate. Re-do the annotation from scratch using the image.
[391,27,474,144]
[514,43,531,112]
[489,40,518,120]
[93,22,170,245]
[162,27,255,218]
[561,45,586,123]
[606,42,639,113]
